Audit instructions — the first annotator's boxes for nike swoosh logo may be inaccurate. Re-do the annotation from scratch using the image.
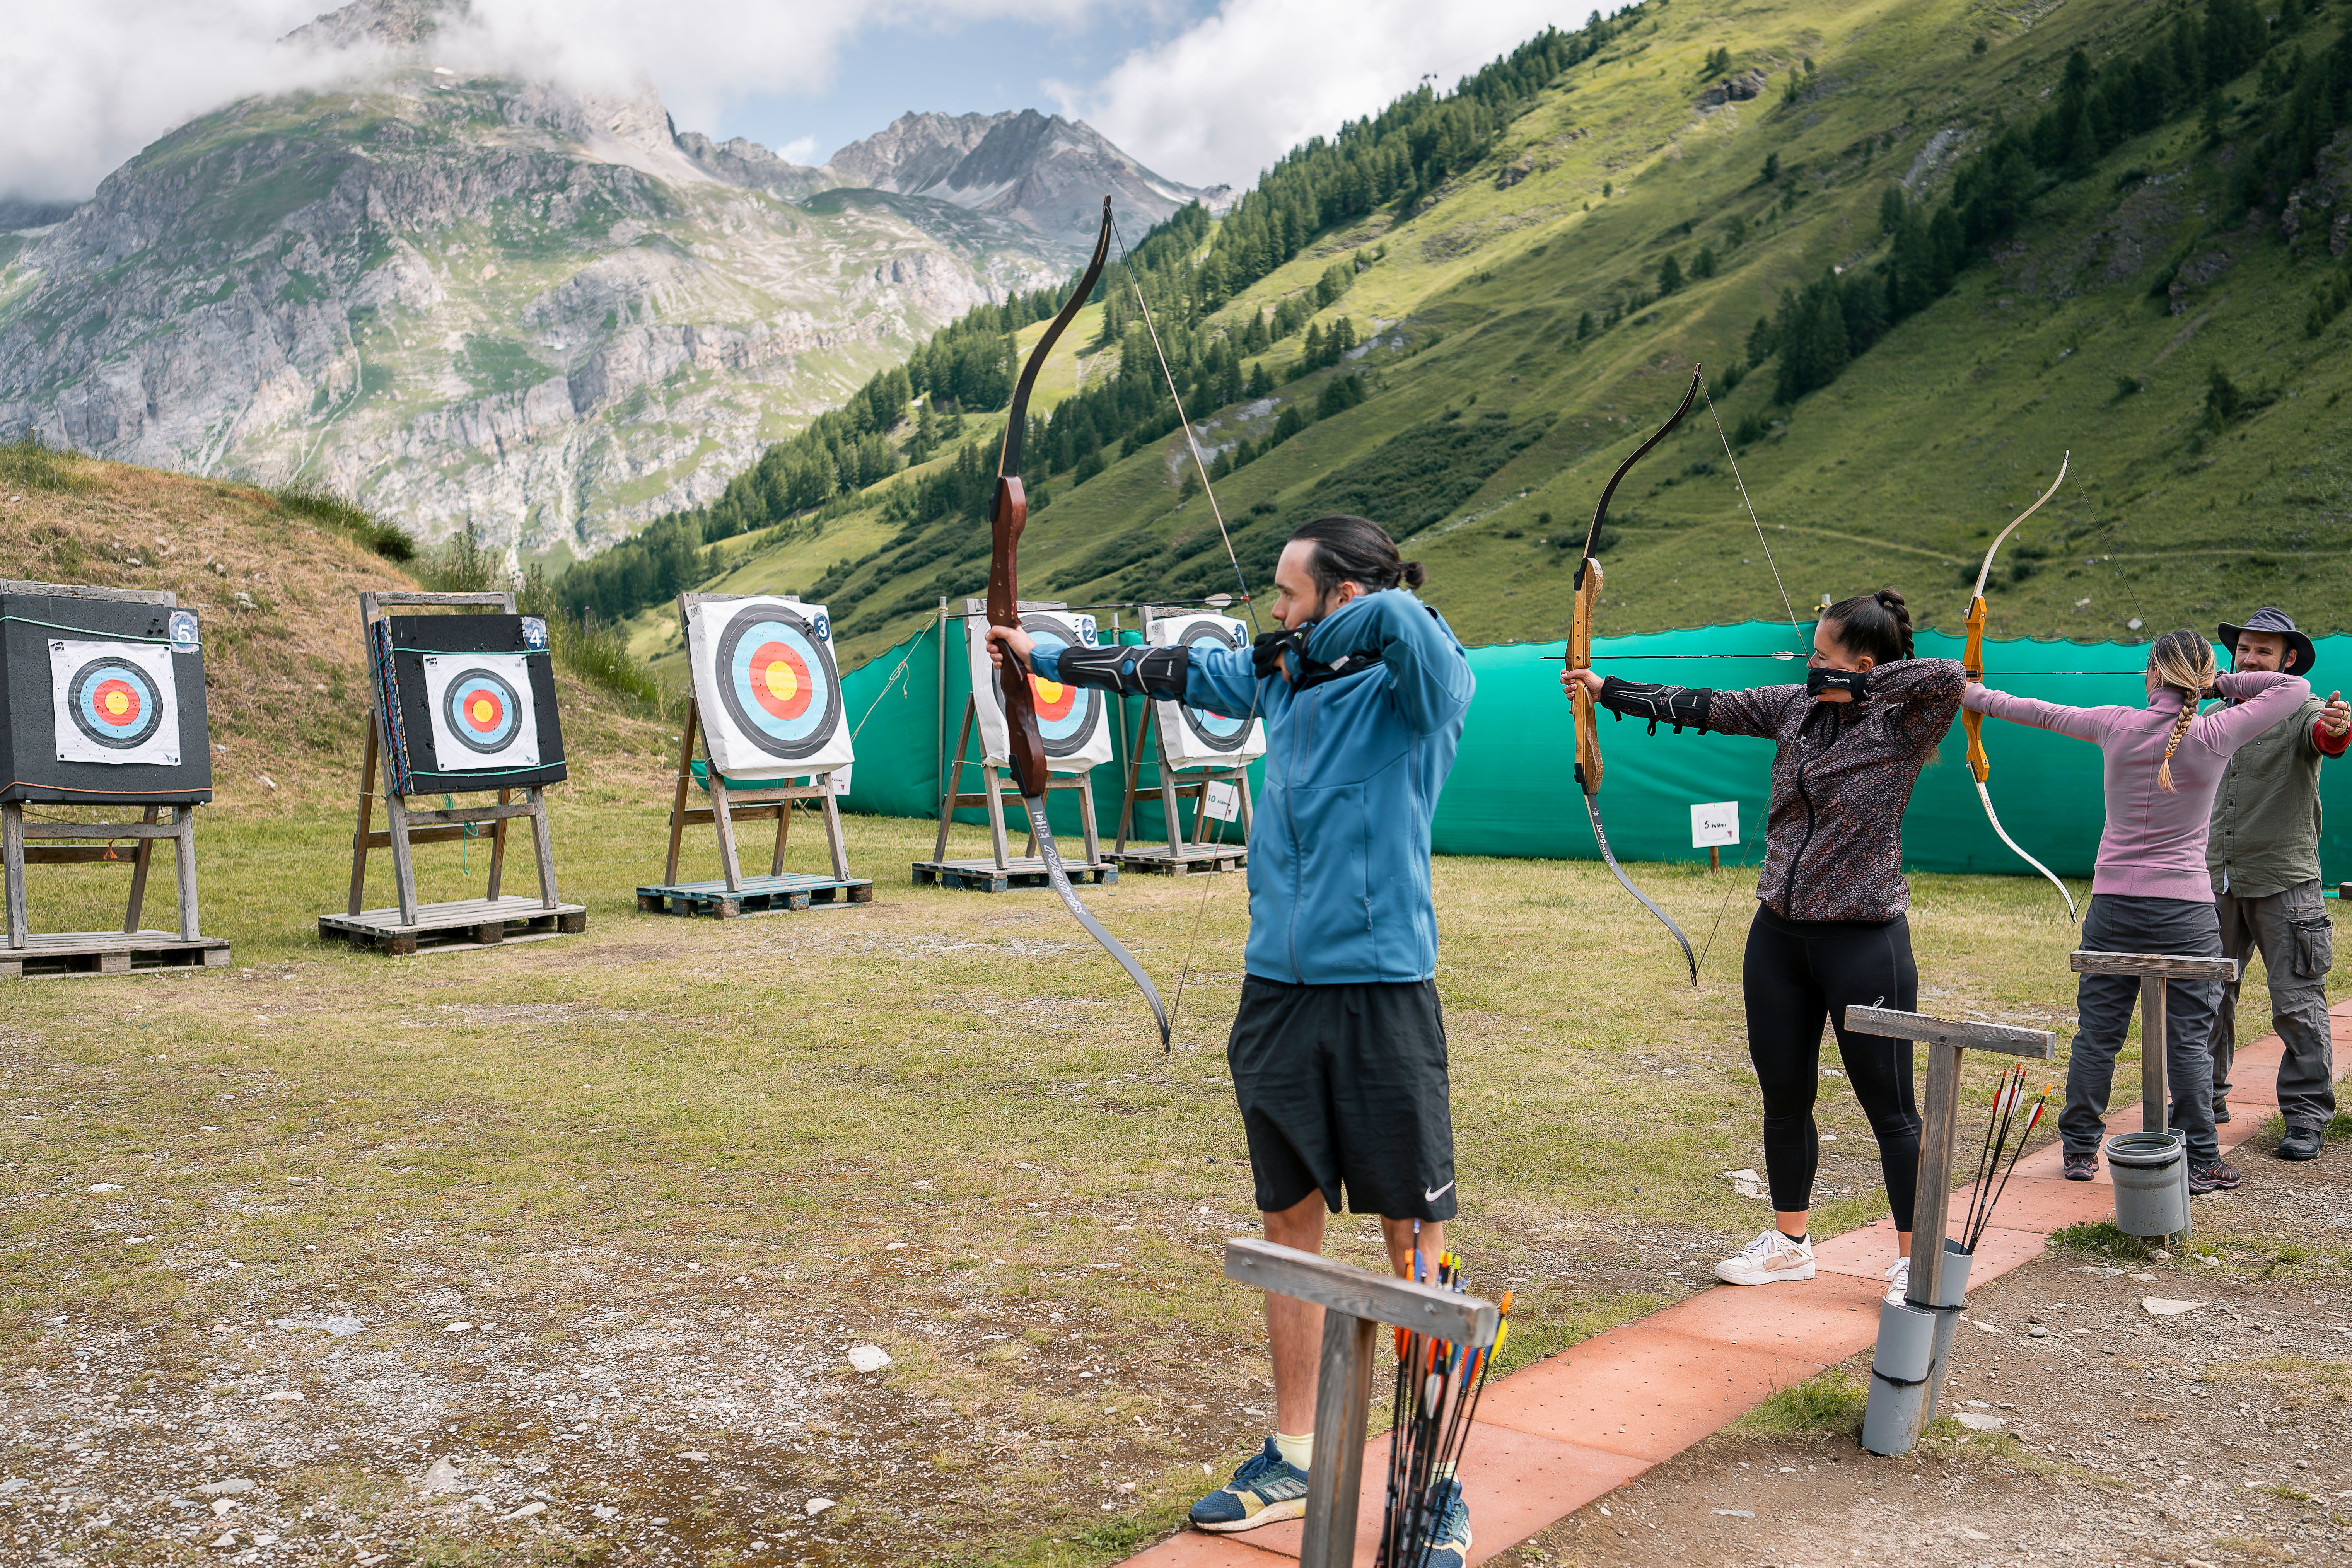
[1424,1181,1454,1202]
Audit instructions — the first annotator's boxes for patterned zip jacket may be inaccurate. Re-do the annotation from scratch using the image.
[1596,658,1966,923]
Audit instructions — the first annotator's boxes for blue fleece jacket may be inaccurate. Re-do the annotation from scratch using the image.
[1034,589,1472,984]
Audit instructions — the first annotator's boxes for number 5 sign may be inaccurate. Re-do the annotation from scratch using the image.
[1691,802,1740,860]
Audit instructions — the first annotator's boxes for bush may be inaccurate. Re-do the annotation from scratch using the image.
[272,484,415,561]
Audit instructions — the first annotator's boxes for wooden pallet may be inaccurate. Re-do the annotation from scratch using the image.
[636,873,874,918]
[1110,844,1247,877]
[317,896,587,956]
[0,930,232,979]
[911,857,1118,893]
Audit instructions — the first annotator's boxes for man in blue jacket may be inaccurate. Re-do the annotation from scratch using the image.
[990,514,1476,1560]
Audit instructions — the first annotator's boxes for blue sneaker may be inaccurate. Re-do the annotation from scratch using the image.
[1422,1476,1473,1568]
[1189,1437,1310,1532]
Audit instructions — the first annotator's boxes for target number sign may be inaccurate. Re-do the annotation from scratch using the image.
[1149,613,1265,766]
[686,597,854,778]
[420,653,541,771]
[48,639,180,766]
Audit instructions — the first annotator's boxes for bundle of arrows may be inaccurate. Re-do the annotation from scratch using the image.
[1960,1064,2053,1254]
[1374,1242,1511,1568]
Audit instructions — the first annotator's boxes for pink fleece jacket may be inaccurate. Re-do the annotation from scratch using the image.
[1962,669,2310,902]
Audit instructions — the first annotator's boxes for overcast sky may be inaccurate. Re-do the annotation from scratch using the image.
[1,0,1588,203]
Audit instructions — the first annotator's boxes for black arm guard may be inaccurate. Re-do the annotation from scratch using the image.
[1597,675,1713,735]
[1051,641,1190,698]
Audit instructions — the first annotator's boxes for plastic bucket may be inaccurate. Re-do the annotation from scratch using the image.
[2106,1129,2190,1237]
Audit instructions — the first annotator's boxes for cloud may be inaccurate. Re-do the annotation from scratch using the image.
[0,2,350,201]
[1,0,1108,203]
[1054,0,1579,187]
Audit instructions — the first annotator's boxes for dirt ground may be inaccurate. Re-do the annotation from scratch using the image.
[1494,1121,2352,1568]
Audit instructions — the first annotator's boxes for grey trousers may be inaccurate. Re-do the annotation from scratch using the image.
[2212,879,2337,1133]
[2063,894,2224,1169]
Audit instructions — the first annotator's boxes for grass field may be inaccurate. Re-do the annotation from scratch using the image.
[3,793,2281,1564]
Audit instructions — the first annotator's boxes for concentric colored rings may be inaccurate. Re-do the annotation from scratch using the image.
[439,668,524,754]
[1175,621,1253,752]
[715,604,841,761]
[66,656,165,750]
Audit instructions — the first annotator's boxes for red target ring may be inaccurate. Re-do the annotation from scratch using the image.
[93,679,142,728]
[1031,672,1075,722]
[461,688,505,734]
[749,640,813,721]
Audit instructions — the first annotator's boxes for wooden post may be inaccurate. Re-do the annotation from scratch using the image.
[123,804,160,934]
[485,787,511,900]
[3,803,26,950]
[2067,951,2240,1135]
[1844,1007,2054,1454]
[347,721,379,917]
[171,804,200,941]
[665,700,702,886]
[1222,1238,1498,1568]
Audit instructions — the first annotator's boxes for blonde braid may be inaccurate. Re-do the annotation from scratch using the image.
[2146,629,2217,793]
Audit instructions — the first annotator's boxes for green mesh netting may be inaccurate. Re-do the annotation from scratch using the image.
[837,619,2352,883]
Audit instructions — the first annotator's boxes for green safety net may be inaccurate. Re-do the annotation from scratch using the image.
[837,618,2352,884]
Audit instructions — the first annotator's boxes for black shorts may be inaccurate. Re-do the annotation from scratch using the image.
[1227,976,1457,1221]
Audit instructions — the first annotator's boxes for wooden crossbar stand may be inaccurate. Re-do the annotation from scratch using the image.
[1845,1007,2055,1457]
[321,590,585,956]
[1223,1238,1498,1568]
[1110,691,1251,877]
[2067,950,2240,1134]
[1,580,228,978]
[636,693,871,917]
[913,686,1114,893]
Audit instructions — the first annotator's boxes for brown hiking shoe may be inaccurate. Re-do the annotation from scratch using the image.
[2188,1160,2242,1194]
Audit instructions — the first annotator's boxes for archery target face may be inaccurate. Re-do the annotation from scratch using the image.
[420,653,540,771]
[1150,613,1266,765]
[965,603,1112,773]
[685,597,853,778]
[49,639,180,766]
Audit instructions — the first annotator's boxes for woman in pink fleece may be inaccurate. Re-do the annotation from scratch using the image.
[1965,629,2309,1192]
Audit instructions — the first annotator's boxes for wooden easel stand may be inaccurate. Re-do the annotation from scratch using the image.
[1222,1238,1498,1568]
[637,694,870,916]
[914,689,1113,892]
[321,590,584,955]
[1846,1006,2055,1456]
[0,579,227,978]
[1110,693,1252,876]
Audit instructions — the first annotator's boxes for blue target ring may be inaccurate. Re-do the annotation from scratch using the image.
[715,604,841,761]
[441,669,524,754]
[68,656,166,750]
[1176,621,1252,752]
[1020,613,1102,759]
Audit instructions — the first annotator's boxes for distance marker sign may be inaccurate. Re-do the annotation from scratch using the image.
[684,596,852,779]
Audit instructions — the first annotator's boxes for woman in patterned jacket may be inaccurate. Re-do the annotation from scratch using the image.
[1562,589,1959,1306]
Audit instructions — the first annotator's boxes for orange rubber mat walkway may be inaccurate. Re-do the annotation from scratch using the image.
[1118,1001,2352,1568]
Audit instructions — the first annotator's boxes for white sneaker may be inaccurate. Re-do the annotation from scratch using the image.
[1712,1228,1815,1286]
[1883,1256,1910,1306]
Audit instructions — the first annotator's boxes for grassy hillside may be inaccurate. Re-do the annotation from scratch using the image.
[610,0,2352,670]
[0,442,673,805]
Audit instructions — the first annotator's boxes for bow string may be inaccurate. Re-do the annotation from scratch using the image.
[1961,454,2077,920]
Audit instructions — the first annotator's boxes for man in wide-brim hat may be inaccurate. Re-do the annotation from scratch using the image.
[2204,608,2350,1160]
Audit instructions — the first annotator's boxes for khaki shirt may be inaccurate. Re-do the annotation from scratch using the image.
[2207,694,2333,900]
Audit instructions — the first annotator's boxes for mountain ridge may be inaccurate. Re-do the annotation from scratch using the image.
[0,0,1218,559]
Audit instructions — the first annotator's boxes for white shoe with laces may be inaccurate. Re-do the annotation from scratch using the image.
[1883,1255,1911,1305]
[1712,1228,1815,1286]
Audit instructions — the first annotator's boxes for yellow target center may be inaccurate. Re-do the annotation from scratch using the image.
[470,697,496,724]
[1034,678,1065,704]
[103,691,130,718]
[763,661,799,701]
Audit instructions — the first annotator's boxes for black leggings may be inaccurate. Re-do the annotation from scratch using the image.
[1741,906,1922,1231]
